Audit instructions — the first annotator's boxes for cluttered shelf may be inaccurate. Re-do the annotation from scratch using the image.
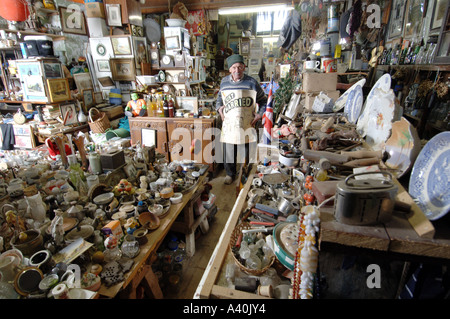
[376,64,450,72]
[0,29,66,42]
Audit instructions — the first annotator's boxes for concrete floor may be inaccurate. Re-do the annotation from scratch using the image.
[163,168,236,299]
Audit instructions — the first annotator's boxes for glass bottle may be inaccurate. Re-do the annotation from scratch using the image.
[163,94,169,117]
[168,96,174,117]
[426,43,437,64]
[150,94,157,117]
[156,94,164,117]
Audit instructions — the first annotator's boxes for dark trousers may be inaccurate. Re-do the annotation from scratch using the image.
[223,142,252,178]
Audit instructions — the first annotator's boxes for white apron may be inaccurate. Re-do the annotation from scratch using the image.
[220,89,257,145]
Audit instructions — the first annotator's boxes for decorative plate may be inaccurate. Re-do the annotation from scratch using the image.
[333,78,366,112]
[96,44,106,56]
[344,84,363,123]
[357,74,392,135]
[409,131,450,221]
[144,18,161,43]
[385,117,421,178]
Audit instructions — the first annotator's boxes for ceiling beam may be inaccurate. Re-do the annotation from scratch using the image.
[141,0,293,14]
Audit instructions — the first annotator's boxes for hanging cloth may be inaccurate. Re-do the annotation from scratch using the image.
[277,9,302,51]
[0,123,15,150]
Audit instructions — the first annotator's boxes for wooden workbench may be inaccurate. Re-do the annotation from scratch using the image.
[97,173,208,299]
[319,176,450,261]
[196,164,450,299]
[195,165,268,299]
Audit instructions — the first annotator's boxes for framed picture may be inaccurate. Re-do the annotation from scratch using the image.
[431,0,447,31]
[133,37,148,68]
[387,0,407,39]
[165,35,181,50]
[240,38,250,55]
[433,2,450,64]
[13,125,35,149]
[98,76,115,88]
[47,78,70,103]
[59,6,88,35]
[73,73,93,91]
[176,96,198,113]
[94,91,103,104]
[123,162,137,180]
[17,62,41,76]
[89,37,114,60]
[403,0,424,39]
[111,36,132,56]
[106,4,122,27]
[82,89,95,109]
[110,58,136,81]
[43,62,63,78]
[96,60,111,72]
[22,75,47,101]
[60,102,78,125]
[141,128,156,148]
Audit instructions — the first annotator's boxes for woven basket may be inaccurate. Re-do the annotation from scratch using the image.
[88,107,111,133]
[228,222,275,276]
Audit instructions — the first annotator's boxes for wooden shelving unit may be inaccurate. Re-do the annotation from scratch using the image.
[0,29,66,42]
[376,64,450,72]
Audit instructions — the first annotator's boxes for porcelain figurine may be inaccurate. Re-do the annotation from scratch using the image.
[139,176,149,190]
[125,217,138,235]
[125,92,147,117]
[113,179,135,196]
[25,192,47,227]
[50,209,65,246]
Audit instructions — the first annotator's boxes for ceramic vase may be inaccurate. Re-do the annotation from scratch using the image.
[77,102,87,123]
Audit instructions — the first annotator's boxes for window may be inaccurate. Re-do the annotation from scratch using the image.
[256,10,290,36]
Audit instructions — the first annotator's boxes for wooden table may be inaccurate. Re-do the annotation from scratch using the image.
[196,166,450,299]
[97,173,208,299]
[319,177,450,261]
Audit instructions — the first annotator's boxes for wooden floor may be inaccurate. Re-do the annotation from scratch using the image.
[162,167,235,299]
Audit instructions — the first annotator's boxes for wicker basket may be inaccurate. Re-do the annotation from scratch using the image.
[88,107,111,133]
[228,222,275,276]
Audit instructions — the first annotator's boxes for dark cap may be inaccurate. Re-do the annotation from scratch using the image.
[227,54,245,68]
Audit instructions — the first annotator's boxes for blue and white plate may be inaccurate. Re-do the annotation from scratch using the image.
[409,131,450,221]
[344,84,363,123]
[333,78,366,112]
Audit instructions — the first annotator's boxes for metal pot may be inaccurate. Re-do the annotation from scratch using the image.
[278,197,296,216]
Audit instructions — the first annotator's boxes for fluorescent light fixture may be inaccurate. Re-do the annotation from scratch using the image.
[218,4,293,15]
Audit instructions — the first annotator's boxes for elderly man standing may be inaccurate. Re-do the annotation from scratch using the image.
[216,54,268,184]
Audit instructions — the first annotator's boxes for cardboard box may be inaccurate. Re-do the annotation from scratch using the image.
[87,17,108,37]
[302,72,338,93]
[102,220,123,240]
[304,90,340,111]
[85,2,106,19]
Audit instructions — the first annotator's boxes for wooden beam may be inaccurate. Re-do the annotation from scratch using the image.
[141,0,293,14]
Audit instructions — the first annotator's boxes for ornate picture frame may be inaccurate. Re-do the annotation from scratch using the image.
[47,78,70,103]
[387,0,407,39]
[59,6,88,36]
[110,58,136,81]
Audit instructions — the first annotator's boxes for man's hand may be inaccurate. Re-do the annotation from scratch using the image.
[251,113,262,126]
[218,106,225,121]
